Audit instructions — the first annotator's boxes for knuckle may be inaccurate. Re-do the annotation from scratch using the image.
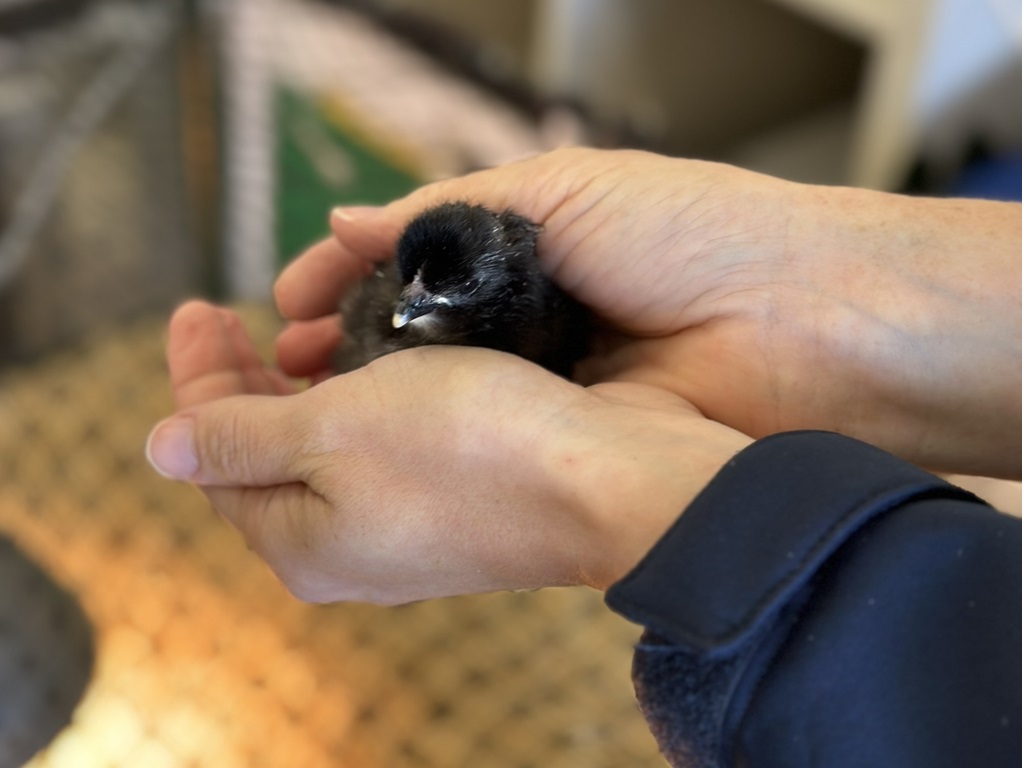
[203,406,259,481]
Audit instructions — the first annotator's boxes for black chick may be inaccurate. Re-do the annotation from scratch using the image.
[335,202,590,377]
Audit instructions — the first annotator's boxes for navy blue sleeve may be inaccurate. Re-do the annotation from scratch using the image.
[606,431,1020,768]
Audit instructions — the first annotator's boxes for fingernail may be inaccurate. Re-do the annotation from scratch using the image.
[330,205,384,225]
[330,207,355,223]
[145,417,199,480]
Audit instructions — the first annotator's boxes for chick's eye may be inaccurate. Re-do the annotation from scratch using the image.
[463,277,481,293]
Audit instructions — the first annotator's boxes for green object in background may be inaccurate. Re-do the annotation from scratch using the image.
[274,84,422,269]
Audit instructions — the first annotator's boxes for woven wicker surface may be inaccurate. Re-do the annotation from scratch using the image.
[0,305,666,767]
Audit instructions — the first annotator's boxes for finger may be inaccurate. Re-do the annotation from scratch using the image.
[275,219,389,321]
[377,153,572,229]
[146,393,310,486]
[275,315,342,379]
[167,301,294,409]
[328,206,403,260]
[215,307,295,397]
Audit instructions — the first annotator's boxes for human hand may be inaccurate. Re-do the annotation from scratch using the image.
[277,148,1021,478]
[146,301,751,604]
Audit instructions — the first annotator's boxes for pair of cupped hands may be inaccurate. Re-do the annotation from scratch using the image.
[146,148,1021,604]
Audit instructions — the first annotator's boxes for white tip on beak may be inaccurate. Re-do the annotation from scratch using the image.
[392,311,410,329]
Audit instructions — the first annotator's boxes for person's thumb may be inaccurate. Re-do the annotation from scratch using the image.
[145,394,308,486]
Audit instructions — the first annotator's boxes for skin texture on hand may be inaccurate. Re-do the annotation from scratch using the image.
[277,148,1021,478]
[148,301,752,603]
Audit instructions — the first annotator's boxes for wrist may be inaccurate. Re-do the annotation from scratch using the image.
[541,384,754,590]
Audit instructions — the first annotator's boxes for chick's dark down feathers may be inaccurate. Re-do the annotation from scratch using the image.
[336,202,590,377]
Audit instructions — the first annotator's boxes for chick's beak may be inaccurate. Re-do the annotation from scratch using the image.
[392,282,451,329]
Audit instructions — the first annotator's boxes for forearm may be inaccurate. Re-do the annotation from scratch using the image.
[786,186,1021,477]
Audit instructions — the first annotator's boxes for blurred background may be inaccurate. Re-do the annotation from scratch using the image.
[0,0,1019,766]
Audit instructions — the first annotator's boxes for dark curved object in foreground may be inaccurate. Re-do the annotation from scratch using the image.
[0,536,94,767]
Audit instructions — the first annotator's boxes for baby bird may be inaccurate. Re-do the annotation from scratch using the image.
[336,202,590,377]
